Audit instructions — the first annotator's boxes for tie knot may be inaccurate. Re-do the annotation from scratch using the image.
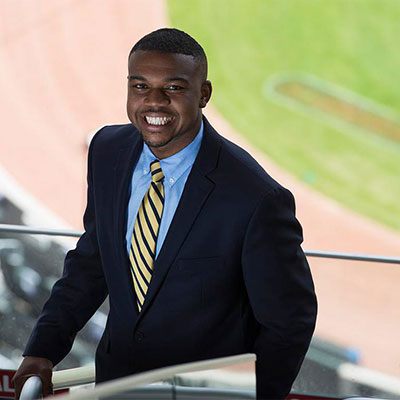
[150,160,164,183]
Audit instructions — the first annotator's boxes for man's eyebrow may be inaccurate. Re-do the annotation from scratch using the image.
[127,75,189,84]
[165,77,189,84]
[127,75,146,81]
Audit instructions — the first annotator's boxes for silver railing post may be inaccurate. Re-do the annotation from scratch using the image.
[20,376,42,400]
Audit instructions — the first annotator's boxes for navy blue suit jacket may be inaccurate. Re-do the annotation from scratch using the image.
[25,117,317,399]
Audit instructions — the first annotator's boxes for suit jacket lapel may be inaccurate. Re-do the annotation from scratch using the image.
[114,134,143,249]
[137,118,221,320]
[113,129,143,315]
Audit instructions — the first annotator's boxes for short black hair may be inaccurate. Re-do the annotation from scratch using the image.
[129,28,207,69]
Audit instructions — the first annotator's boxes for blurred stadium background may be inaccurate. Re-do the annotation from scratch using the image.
[1,0,400,398]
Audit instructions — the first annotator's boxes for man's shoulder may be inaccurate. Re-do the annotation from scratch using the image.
[212,130,284,195]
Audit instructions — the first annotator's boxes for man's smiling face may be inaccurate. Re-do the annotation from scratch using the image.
[127,50,212,159]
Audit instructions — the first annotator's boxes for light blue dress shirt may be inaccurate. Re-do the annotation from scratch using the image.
[125,122,204,257]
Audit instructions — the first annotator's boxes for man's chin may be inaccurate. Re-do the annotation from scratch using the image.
[144,140,168,149]
[142,135,171,149]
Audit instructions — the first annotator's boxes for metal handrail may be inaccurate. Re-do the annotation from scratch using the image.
[48,353,256,400]
[304,250,400,264]
[0,223,82,237]
[53,365,95,390]
[22,358,400,400]
[1,223,399,264]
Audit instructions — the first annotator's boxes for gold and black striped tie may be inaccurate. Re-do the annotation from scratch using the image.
[129,160,164,311]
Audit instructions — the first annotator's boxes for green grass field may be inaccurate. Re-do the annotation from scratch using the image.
[168,0,400,232]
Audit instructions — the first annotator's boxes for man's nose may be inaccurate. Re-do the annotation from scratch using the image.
[145,88,170,106]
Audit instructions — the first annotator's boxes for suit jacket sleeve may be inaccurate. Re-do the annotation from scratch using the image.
[23,130,109,366]
[241,186,317,399]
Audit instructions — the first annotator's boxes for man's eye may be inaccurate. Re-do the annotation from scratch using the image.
[132,83,147,89]
[166,85,183,90]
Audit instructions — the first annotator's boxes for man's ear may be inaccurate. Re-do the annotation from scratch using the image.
[199,80,212,108]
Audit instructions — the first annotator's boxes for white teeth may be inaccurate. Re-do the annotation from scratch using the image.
[145,116,172,126]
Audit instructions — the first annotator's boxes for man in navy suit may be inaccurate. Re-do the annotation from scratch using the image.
[13,28,317,399]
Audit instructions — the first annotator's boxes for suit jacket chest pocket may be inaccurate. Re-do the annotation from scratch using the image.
[178,256,226,307]
[176,256,222,276]
[161,257,222,312]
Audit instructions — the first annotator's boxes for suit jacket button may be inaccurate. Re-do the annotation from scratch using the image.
[135,331,144,342]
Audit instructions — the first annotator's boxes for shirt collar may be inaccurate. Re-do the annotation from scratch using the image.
[141,121,204,187]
